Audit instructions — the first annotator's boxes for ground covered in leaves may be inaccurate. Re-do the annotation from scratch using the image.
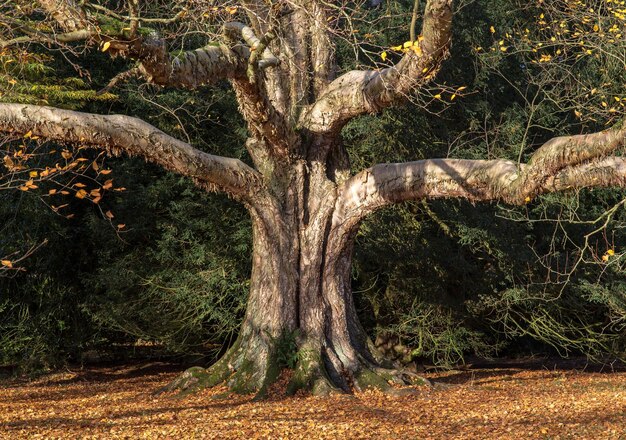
[1,360,625,439]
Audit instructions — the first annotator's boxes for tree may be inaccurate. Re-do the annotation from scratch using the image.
[0,0,624,395]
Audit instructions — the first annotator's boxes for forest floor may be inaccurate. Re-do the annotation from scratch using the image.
[0,359,625,439]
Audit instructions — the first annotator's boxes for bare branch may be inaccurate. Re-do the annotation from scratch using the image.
[222,21,280,88]
[335,126,626,228]
[135,40,249,88]
[410,0,421,43]
[96,67,140,95]
[128,0,139,37]
[29,0,251,88]
[37,0,90,32]
[0,104,264,202]
[302,0,453,134]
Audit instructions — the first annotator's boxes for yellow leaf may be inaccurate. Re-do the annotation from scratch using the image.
[61,150,72,160]
[29,170,38,178]
[450,94,457,101]
[73,182,87,188]
[524,196,531,203]
[602,254,609,262]
[593,24,599,32]
[48,189,57,195]
[391,45,402,51]
[607,249,615,256]
[24,130,32,138]
[1,260,13,268]
[381,51,388,61]
[490,26,496,34]
[101,41,111,52]
[403,41,412,49]
[434,94,442,100]
[75,189,87,199]
[456,86,467,92]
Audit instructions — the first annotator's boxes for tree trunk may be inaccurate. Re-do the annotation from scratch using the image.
[161,139,425,397]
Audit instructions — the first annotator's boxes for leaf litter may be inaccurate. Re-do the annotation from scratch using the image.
[1,362,625,439]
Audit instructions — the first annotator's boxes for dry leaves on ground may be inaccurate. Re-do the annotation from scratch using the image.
[1,362,625,439]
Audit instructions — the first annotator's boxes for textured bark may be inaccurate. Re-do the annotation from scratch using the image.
[37,0,90,32]
[3,0,626,397]
[301,0,454,134]
[0,104,264,202]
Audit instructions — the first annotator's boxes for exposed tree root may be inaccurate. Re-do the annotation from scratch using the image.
[156,337,431,399]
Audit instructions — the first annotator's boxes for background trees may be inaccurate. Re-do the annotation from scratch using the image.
[0,0,624,378]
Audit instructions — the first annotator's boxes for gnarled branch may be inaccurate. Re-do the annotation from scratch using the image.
[223,22,280,73]
[301,0,453,134]
[30,0,251,89]
[0,104,264,202]
[335,126,626,228]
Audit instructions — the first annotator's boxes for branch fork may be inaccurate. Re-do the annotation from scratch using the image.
[223,22,280,83]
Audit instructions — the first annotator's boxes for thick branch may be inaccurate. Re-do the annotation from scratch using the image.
[134,40,249,88]
[0,104,264,201]
[37,0,89,32]
[301,0,453,134]
[507,127,626,202]
[32,0,250,88]
[335,126,626,227]
[223,22,279,72]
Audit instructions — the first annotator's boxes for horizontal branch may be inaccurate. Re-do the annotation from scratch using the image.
[301,0,453,134]
[335,126,626,228]
[28,0,252,89]
[135,41,249,88]
[0,104,264,201]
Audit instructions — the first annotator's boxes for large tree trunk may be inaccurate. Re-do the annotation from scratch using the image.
[163,138,422,397]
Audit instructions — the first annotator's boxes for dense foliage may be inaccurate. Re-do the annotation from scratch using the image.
[1,0,624,373]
